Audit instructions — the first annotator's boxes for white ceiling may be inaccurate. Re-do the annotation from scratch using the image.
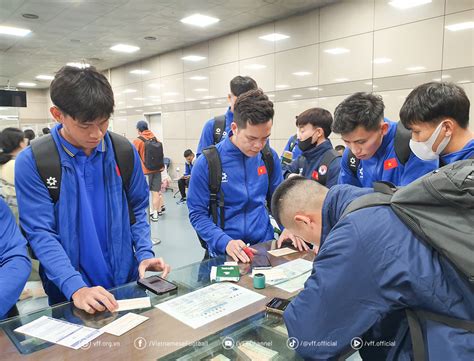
[0,0,336,89]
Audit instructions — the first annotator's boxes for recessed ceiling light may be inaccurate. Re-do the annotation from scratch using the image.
[110,44,140,53]
[292,71,312,76]
[22,13,39,19]
[123,89,137,93]
[389,0,432,9]
[189,76,207,80]
[36,75,54,80]
[203,95,214,99]
[244,64,266,70]
[324,48,350,55]
[164,92,179,96]
[276,84,290,89]
[181,55,206,62]
[309,87,320,91]
[364,81,373,85]
[186,98,196,102]
[334,78,349,82]
[130,69,150,75]
[445,22,474,31]
[259,33,290,42]
[457,80,471,84]
[194,88,208,92]
[432,78,441,82]
[406,66,426,71]
[135,109,143,112]
[441,74,451,79]
[200,101,210,105]
[373,57,392,64]
[0,25,31,37]
[67,62,90,68]
[147,84,161,89]
[18,82,36,87]
[292,94,302,98]
[132,97,144,100]
[180,14,220,28]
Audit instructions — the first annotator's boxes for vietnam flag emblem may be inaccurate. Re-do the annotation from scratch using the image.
[258,165,267,176]
[384,157,398,170]
[311,170,319,180]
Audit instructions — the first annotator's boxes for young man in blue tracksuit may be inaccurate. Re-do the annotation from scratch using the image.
[280,133,302,165]
[177,149,195,204]
[333,92,437,187]
[188,89,283,263]
[196,76,257,157]
[0,198,31,319]
[399,81,473,165]
[273,177,474,361]
[283,108,341,188]
[15,66,170,314]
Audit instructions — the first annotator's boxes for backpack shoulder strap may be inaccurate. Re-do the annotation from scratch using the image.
[31,135,61,203]
[341,192,393,219]
[138,136,147,143]
[202,146,224,229]
[213,115,226,145]
[346,149,360,177]
[109,132,136,225]
[317,149,340,186]
[288,134,298,152]
[261,143,274,212]
[394,122,412,165]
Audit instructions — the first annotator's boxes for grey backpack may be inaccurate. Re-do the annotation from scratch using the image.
[342,159,474,361]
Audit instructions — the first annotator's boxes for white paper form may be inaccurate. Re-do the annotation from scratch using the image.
[269,258,314,293]
[101,313,149,336]
[267,247,298,257]
[116,297,151,312]
[14,316,102,350]
[156,283,265,329]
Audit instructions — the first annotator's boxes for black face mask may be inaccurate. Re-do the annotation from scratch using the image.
[298,132,317,152]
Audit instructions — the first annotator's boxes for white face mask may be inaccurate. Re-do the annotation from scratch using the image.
[409,122,451,161]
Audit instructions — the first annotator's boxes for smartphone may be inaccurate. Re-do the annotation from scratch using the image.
[252,253,271,268]
[266,297,291,315]
[137,275,177,295]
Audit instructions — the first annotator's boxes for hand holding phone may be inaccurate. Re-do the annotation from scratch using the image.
[266,297,291,315]
[137,275,177,295]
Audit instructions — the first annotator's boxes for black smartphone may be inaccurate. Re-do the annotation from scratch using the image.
[137,275,177,295]
[266,297,291,315]
[252,253,271,268]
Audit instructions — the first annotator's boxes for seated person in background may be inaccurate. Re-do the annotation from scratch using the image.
[0,127,27,219]
[280,132,302,166]
[273,177,474,361]
[15,65,170,313]
[196,76,258,157]
[0,198,31,319]
[188,89,283,262]
[23,129,36,145]
[133,120,166,221]
[333,92,438,187]
[177,149,195,204]
[335,144,345,156]
[283,108,341,188]
[399,81,473,164]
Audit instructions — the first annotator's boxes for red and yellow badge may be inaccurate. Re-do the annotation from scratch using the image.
[311,170,319,180]
[384,157,398,170]
[257,165,267,176]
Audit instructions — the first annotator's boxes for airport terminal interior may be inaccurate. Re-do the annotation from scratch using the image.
[0,0,473,360]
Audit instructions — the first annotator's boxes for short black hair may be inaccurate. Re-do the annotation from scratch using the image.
[183,149,194,157]
[50,65,114,123]
[0,127,25,165]
[42,127,50,135]
[335,145,345,152]
[233,89,274,128]
[399,82,470,129]
[24,129,36,141]
[271,176,307,226]
[296,108,333,138]
[230,76,258,97]
[333,92,385,134]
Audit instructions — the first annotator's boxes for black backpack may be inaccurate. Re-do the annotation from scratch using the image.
[341,159,474,361]
[138,136,164,171]
[296,148,340,186]
[347,122,412,176]
[197,143,274,250]
[31,132,137,225]
[212,114,227,145]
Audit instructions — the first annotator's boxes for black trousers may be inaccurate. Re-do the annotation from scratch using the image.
[178,177,189,198]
